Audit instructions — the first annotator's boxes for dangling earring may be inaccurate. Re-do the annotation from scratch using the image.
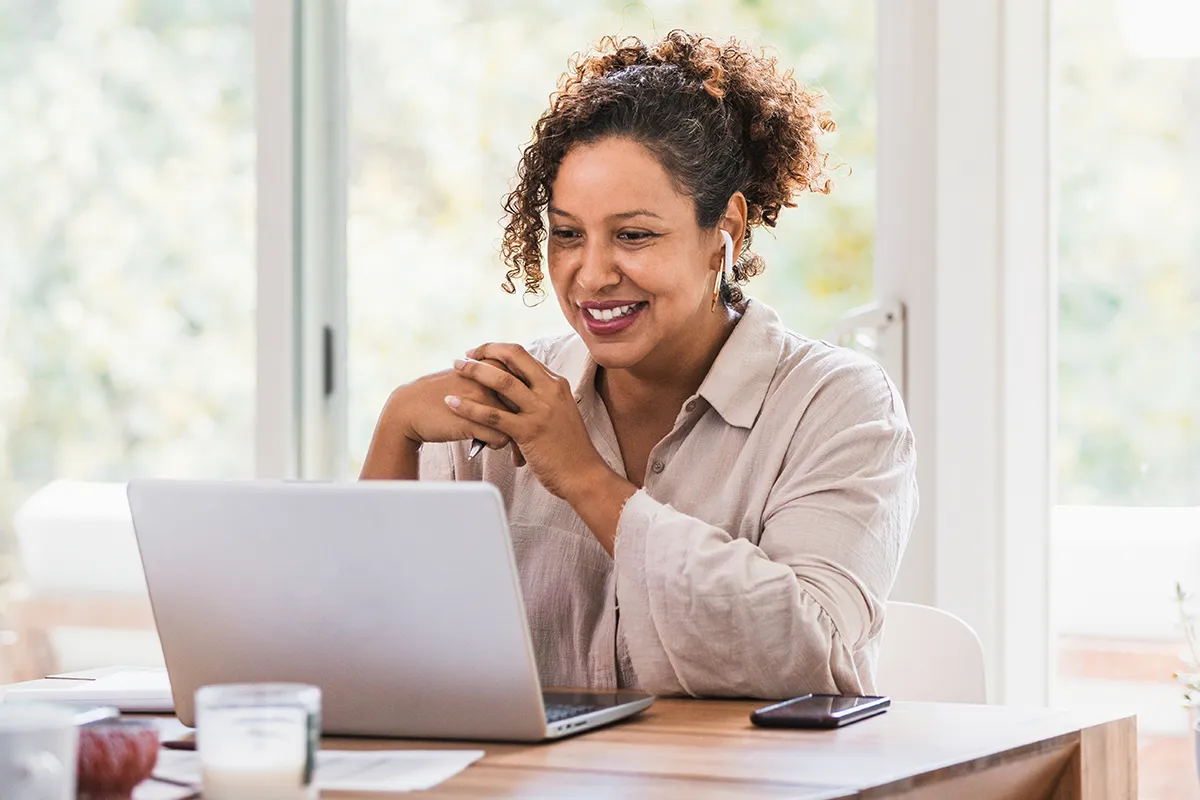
[712,229,734,312]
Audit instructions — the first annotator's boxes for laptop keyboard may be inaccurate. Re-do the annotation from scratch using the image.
[545,703,605,723]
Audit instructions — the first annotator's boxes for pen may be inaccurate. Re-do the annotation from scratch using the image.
[465,357,519,460]
[162,739,197,751]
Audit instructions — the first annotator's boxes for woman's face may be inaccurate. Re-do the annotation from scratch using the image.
[546,137,724,372]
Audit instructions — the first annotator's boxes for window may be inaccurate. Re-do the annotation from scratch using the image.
[345,0,876,472]
[0,0,254,677]
[1053,0,1200,795]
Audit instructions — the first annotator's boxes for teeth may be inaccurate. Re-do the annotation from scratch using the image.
[585,303,640,321]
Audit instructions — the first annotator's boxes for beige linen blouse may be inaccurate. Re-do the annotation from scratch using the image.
[419,299,917,698]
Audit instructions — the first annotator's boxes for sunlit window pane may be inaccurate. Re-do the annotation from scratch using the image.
[0,0,254,679]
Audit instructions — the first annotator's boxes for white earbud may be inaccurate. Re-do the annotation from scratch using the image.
[719,229,734,283]
[712,230,735,311]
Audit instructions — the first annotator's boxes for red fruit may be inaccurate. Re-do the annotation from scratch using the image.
[77,720,161,800]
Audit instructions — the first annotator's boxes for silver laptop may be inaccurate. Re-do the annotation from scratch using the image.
[126,479,653,741]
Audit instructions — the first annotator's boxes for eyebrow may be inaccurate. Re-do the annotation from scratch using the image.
[548,205,663,221]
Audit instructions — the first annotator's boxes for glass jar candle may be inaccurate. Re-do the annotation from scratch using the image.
[195,684,320,800]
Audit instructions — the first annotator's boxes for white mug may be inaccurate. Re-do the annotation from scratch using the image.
[0,703,78,800]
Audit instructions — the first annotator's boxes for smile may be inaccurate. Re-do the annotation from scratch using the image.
[583,303,643,321]
[578,301,648,335]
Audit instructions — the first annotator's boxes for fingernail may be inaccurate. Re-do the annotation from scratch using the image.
[465,348,477,358]
[444,395,461,408]
[453,359,467,370]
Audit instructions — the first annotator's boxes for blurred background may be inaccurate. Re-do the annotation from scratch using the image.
[0,0,1197,795]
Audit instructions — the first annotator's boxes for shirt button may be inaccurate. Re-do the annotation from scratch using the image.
[685,400,697,412]
[651,460,665,474]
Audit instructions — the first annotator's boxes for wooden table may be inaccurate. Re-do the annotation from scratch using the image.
[0,672,1137,798]
[311,698,1135,799]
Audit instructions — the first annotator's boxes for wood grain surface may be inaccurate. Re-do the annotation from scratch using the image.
[314,698,1136,799]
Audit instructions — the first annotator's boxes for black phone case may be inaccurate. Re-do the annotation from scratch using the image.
[749,696,890,729]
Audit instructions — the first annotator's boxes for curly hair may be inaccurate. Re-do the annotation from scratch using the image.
[501,29,835,305]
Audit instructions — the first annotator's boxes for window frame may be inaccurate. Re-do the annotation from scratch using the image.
[877,0,1053,704]
[254,0,349,479]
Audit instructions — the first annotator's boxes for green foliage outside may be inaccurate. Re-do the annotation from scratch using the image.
[1056,0,1200,505]
[0,0,255,577]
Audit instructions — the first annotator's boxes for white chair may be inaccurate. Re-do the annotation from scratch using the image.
[875,601,987,703]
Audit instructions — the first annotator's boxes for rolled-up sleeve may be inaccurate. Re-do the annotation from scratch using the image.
[613,363,917,699]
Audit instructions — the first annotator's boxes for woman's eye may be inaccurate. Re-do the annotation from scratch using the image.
[551,228,580,240]
[618,231,657,242]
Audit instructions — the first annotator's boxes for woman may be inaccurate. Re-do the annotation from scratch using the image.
[362,30,917,699]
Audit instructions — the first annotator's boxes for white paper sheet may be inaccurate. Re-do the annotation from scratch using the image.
[133,778,197,800]
[150,747,485,794]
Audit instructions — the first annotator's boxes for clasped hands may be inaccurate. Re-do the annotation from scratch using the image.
[380,342,636,553]
[388,342,600,501]
[447,343,606,500]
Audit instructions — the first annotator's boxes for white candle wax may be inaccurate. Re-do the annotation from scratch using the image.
[195,685,320,800]
[201,762,314,800]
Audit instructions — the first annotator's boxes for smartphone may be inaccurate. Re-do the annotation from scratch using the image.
[749,693,890,729]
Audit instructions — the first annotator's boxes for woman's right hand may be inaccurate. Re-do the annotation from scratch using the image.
[361,359,520,480]
[387,365,514,450]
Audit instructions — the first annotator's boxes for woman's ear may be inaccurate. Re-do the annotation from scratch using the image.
[719,192,749,261]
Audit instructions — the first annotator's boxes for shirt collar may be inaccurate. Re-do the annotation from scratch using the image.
[563,299,786,429]
[695,299,786,429]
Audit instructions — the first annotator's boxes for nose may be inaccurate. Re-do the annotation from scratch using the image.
[575,239,621,295]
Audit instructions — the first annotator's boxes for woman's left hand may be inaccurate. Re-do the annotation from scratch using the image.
[447,343,606,500]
